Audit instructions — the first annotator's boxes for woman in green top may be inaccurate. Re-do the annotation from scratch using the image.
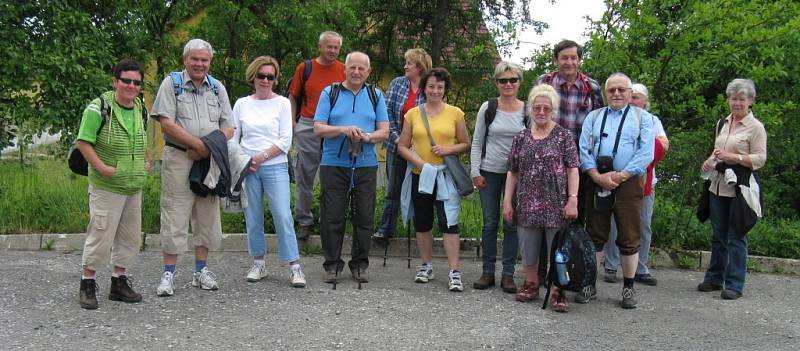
[76,59,149,310]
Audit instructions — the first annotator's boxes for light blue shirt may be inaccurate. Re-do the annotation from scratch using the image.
[579,104,654,176]
[315,84,389,168]
[400,164,461,227]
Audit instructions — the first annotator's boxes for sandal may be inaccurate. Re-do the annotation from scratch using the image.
[550,290,569,313]
[515,281,539,302]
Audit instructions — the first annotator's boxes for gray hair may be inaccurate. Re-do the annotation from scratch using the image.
[527,84,560,114]
[605,72,632,88]
[319,31,343,46]
[726,78,756,100]
[631,83,650,109]
[183,39,214,59]
[493,61,524,80]
[345,51,370,68]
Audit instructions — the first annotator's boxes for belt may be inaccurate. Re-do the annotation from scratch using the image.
[165,141,187,152]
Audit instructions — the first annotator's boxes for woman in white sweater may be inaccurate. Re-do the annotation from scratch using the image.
[233,56,305,288]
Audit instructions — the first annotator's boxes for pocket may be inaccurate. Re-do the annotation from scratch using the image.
[113,157,147,189]
[90,209,109,231]
[176,94,194,121]
[207,98,220,123]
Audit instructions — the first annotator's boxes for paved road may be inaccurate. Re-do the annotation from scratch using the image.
[1,250,797,350]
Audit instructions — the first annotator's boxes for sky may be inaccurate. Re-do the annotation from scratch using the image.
[501,0,607,67]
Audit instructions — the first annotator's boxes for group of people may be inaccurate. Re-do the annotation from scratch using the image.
[75,33,767,313]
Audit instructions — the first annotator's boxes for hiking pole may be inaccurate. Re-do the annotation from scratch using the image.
[383,239,389,267]
[332,271,338,290]
[348,150,365,290]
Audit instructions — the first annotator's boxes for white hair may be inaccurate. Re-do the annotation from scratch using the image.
[605,72,632,88]
[318,31,343,46]
[345,51,370,68]
[183,39,214,59]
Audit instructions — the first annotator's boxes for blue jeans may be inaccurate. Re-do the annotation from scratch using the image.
[244,162,300,263]
[479,170,518,276]
[376,151,405,235]
[604,193,654,274]
[703,194,747,293]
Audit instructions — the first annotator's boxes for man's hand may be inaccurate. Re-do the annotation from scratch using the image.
[592,171,620,190]
[97,164,116,178]
[472,176,486,189]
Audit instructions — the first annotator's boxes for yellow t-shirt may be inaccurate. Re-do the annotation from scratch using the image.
[404,103,465,173]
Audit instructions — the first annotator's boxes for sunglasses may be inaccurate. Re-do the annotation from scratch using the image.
[496,77,519,85]
[532,105,553,113]
[256,73,276,81]
[606,87,629,94]
[118,77,143,86]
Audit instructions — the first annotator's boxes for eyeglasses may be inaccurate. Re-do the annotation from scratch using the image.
[606,87,630,94]
[532,105,553,113]
[118,77,142,86]
[256,73,276,81]
[496,78,519,85]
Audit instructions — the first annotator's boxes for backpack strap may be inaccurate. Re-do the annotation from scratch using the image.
[328,83,342,110]
[481,98,499,159]
[96,96,111,136]
[206,74,220,96]
[170,71,219,96]
[366,84,379,112]
[522,100,530,129]
[329,83,379,112]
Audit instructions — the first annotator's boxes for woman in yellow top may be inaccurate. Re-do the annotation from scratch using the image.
[397,67,470,292]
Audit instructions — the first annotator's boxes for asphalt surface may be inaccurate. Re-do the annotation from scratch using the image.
[1,250,797,350]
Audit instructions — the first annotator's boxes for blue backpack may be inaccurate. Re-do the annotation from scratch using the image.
[169,71,220,96]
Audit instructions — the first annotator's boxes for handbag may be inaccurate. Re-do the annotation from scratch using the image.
[696,180,711,223]
[418,104,474,197]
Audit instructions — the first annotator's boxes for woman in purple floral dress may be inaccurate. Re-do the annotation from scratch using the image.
[503,84,579,312]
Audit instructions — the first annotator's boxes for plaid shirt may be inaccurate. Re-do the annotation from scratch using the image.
[384,76,425,154]
[536,72,604,143]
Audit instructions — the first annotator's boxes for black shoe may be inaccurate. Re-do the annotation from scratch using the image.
[372,231,393,242]
[575,285,597,304]
[634,273,658,286]
[621,286,638,309]
[79,279,99,310]
[697,282,723,292]
[109,276,142,303]
[296,225,311,241]
[721,289,742,300]
[603,269,618,283]
[351,269,369,283]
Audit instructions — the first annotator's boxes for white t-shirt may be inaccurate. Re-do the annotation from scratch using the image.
[232,95,293,166]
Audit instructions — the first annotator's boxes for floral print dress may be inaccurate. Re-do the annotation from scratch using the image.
[507,124,579,228]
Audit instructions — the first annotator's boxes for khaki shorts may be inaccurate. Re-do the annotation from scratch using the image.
[81,186,142,271]
[159,146,222,254]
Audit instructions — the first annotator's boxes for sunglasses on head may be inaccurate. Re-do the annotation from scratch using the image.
[256,73,276,81]
[496,77,519,84]
[118,77,142,86]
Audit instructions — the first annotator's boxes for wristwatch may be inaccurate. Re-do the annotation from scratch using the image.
[738,154,744,162]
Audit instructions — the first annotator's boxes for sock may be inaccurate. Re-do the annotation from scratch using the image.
[423,261,432,268]
[111,271,124,278]
[82,274,96,280]
[290,262,301,270]
[254,259,266,268]
[623,277,635,288]
[195,260,207,272]
[164,265,176,273]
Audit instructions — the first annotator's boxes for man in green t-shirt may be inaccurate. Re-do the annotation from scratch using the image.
[76,59,149,310]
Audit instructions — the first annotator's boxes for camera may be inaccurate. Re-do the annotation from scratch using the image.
[596,156,614,174]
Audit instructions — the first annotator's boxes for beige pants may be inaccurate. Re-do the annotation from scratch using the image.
[81,186,142,271]
[159,146,222,254]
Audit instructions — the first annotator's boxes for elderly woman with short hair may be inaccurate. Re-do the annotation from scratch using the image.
[470,61,528,293]
[698,78,767,300]
[503,84,579,312]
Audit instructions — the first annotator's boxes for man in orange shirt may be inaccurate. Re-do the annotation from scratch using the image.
[288,31,346,240]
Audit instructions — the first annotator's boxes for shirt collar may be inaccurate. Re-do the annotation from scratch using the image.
[728,111,755,127]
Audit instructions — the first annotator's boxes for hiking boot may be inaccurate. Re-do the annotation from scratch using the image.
[323,271,338,284]
[372,231,393,242]
[246,264,267,282]
[550,290,569,313]
[603,269,617,283]
[414,264,434,283]
[634,273,658,286]
[621,286,638,309]
[79,279,99,310]
[351,268,368,283]
[290,265,306,288]
[721,289,742,300]
[108,276,142,303]
[500,275,517,293]
[156,271,175,297]
[192,267,219,290]
[296,225,312,241]
[697,281,723,292]
[515,281,539,302]
[575,285,597,303]
[472,272,495,289]
[448,270,464,292]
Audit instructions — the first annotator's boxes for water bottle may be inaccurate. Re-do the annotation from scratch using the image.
[701,158,719,180]
[554,249,570,286]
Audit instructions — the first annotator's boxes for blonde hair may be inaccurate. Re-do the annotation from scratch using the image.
[404,48,432,73]
[527,84,560,114]
[245,56,280,86]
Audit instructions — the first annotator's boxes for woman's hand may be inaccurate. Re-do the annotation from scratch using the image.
[701,157,717,172]
[563,198,578,220]
[472,176,486,189]
[431,144,452,156]
[97,164,116,178]
[712,148,737,163]
[502,202,514,224]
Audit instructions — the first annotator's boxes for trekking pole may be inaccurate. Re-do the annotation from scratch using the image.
[382,238,389,267]
[349,152,365,290]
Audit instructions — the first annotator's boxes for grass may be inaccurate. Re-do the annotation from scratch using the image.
[2,158,799,260]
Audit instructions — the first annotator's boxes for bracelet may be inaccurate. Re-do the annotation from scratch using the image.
[364,132,371,143]
[262,150,270,160]
[569,194,578,198]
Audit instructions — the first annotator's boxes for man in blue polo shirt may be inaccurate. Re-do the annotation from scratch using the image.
[578,72,654,309]
[314,51,390,283]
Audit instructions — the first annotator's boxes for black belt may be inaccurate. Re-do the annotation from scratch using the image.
[165,141,187,152]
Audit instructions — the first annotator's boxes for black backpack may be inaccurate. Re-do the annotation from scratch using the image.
[283,59,313,122]
[481,98,529,158]
[327,82,379,112]
[67,96,147,176]
[542,222,597,309]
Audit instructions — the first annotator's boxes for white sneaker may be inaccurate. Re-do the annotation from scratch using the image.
[290,265,306,288]
[157,271,175,297]
[246,264,267,282]
[414,264,434,283]
[192,267,219,290]
[448,270,464,292]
